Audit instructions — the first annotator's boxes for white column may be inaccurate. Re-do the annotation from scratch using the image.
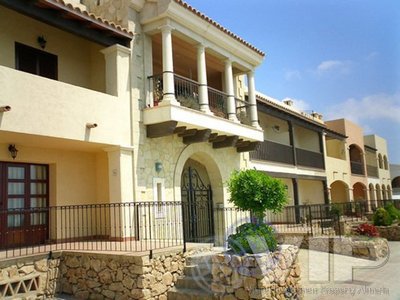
[197,44,211,113]
[247,70,260,128]
[224,60,238,122]
[101,44,130,98]
[160,24,178,105]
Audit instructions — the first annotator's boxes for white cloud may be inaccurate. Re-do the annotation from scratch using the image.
[365,51,379,61]
[316,59,352,75]
[284,70,301,81]
[325,92,400,124]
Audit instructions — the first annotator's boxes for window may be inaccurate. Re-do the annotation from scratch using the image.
[153,178,165,218]
[15,42,58,80]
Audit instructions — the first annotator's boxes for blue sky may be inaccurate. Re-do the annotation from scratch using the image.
[187,0,400,163]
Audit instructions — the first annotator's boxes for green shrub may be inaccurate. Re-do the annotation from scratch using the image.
[228,223,277,254]
[329,204,343,218]
[384,203,400,221]
[373,208,393,226]
[227,170,287,223]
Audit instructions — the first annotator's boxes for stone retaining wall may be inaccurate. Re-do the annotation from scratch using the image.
[59,250,187,300]
[0,253,61,299]
[308,236,388,260]
[211,245,301,300]
[376,224,400,241]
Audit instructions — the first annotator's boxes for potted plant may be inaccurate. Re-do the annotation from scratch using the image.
[226,169,288,254]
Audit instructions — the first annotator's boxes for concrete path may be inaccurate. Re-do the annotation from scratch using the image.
[298,242,400,300]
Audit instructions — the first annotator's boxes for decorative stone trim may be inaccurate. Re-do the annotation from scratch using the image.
[211,245,301,300]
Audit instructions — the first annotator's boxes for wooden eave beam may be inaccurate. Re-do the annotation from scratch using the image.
[147,121,178,138]
[183,129,212,145]
[213,136,239,149]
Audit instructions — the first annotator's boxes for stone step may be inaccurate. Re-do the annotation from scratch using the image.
[167,287,217,300]
[183,265,212,277]
[185,253,217,266]
[175,274,212,289]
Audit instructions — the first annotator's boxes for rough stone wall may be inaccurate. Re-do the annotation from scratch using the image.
[307,236,388,260]
[376,224,400,241]
[211,246,301,300]
[58,250,187,300]
[82,0,130,28]
[0,254,61,299]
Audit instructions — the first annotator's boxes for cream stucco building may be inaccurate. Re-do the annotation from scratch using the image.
[0,0,266,247]
[0,0,395,252]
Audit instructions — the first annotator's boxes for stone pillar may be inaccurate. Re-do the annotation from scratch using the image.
[101,44,130,98]
[224,60,238,122]
[160,24,178,105]
[197,44,211,113]
[247,70,260,128]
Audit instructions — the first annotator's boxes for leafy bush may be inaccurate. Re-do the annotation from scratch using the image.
[228,223,277,254]
[227,170,287,223]
[373,208,393,226]
[384,203,400,221]
[329,204,342,218]
[355,223,379,237]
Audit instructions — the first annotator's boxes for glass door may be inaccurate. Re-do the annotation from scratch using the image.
[0,162,49,249]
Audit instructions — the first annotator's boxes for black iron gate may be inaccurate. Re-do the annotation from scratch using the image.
[181,167,214,243]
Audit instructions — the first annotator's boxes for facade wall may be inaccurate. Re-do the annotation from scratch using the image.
[0,6,106,93]
[258,112,290,145]
[298,180,324,205]
[0,142,109,206]
[325,119,368,201]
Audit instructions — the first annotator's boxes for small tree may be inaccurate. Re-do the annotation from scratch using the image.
[227,169,288,224]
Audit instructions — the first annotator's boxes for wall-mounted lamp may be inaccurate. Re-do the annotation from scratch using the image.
[86,123,98,129]
[272,125,280,133]
[0,105,11,112]
[155,162,163,173]
[37,36,47,49]
[8,144,18,160]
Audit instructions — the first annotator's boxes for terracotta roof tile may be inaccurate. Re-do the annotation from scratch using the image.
[38,0,134,38]
[174,0,265,57]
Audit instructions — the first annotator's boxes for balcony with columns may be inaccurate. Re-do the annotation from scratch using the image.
[142,20,264,151]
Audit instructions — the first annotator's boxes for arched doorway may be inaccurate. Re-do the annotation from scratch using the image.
[353,182,367,201]
[181,158,215,243]
[330,181,349,203]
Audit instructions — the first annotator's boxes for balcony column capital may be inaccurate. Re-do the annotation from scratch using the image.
[224,59,239,122]
[160,23,178,105]
[197,44,211,114]
[246,69,261,129]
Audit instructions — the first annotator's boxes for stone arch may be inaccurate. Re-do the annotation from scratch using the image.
[375,184,381,201]
[392,176,400,188]
[382,184,387,200]
[387,184,392,199]
[330,180,349,203]
[353,182,367,201]
[173,143,239,206]
[368,183,375,200]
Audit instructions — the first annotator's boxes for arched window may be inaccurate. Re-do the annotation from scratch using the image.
[382,184,387,200]
[378,153,383,169]
[383,155,388,170]
[349,144,365,175]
